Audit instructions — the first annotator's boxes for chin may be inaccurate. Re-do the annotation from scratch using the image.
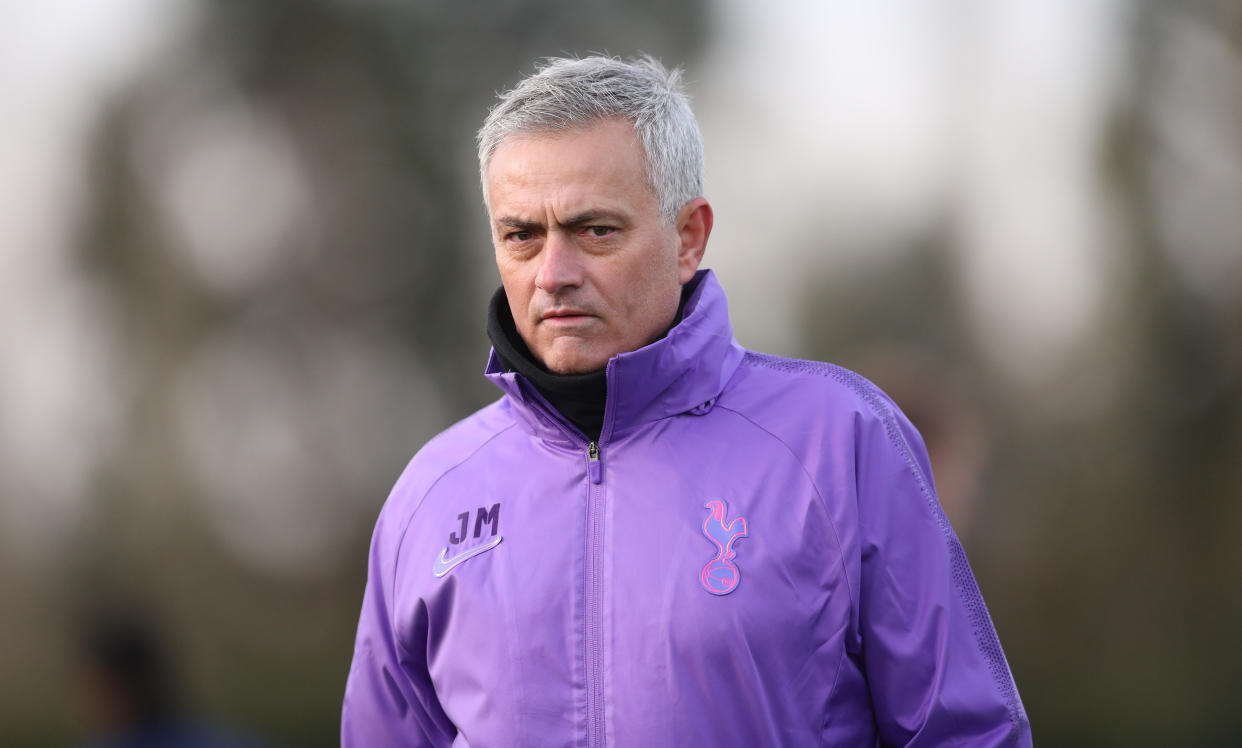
[547,359,606,376]
[542,348,609,375]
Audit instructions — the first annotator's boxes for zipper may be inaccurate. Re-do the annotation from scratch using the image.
[584,361,617,748]
[513,366,611,745]
[587,441,602,484]
[585,440,605,747]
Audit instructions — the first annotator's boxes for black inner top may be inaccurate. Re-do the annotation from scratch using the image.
[486,282,695,442]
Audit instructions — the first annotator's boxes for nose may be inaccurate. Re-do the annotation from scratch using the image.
[534,230,584,295]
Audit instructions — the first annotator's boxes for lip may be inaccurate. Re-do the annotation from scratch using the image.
[541,309,592,321]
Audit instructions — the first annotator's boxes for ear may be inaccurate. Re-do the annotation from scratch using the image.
[674,197,713,284]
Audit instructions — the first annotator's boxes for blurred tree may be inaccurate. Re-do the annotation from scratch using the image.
[794,2,1242,746]
[3,0,711,745]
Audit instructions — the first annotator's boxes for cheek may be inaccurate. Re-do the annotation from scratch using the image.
[495,251,523,282]
[639,238,680,290]
[621,244,680,332]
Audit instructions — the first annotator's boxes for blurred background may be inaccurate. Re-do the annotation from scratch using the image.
[2,0,1239,745]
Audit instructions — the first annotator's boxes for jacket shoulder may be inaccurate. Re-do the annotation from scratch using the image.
[380,398,515,524]
[725,350,932,477]
[729,350,902,425]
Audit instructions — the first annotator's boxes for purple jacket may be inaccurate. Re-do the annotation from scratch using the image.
[342,271,1031,747]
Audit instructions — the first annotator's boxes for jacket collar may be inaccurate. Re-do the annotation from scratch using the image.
[484,269,745,445]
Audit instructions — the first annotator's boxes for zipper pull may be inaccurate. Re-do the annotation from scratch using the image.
[588,441,602,484]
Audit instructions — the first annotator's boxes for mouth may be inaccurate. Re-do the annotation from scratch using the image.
[541,309,593,322]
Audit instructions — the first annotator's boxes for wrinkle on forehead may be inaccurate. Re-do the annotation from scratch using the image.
[484,120,658,227]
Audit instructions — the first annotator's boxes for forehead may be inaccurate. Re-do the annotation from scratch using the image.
[485,119,656,218]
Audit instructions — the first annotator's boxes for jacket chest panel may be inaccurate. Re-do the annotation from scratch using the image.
[402,444,590,738]
[600,434,850,735]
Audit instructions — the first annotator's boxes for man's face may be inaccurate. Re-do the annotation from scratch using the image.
[486,119,703,375]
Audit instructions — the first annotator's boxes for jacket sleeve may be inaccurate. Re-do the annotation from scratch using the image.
[854,396,1031,747]
[342,501,456,747]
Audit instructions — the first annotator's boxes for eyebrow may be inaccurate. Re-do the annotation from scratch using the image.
[495,217,541,232]
[495,210,627,231]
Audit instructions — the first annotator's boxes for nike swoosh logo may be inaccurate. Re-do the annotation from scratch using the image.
[432,536,503,578]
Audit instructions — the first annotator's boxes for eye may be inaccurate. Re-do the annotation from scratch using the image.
[506,230,533,243]
[586,226,615,238]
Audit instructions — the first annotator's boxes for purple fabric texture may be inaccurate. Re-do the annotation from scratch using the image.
[342,270,1032,747]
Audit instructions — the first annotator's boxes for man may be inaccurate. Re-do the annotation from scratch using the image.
[342,56,1032,747]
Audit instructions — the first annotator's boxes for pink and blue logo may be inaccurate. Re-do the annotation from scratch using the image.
[700,498,748,595]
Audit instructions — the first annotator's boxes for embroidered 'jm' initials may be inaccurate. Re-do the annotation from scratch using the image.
[449,503,501,545]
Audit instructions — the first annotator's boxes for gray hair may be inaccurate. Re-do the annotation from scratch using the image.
[477,55,704,222]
